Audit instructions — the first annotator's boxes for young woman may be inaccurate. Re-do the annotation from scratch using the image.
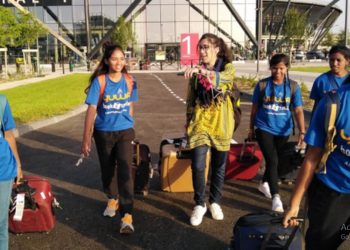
[248,54,305,212]
[0,95,23,250]
[310,45,350,113]
[81,44,138,234]
[283,80,350,250]
[183,33,235,226]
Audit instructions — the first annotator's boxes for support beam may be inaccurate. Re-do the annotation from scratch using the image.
[222,0,258,47]
[87,0,146,60]
[185,0,243,50]
[7,0,86,60]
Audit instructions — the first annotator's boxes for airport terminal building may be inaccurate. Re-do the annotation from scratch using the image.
[0,0,343,64]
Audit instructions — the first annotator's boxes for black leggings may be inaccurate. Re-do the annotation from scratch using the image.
[306,177,350,250]
[93,128,135,217]
[255,129,289,195]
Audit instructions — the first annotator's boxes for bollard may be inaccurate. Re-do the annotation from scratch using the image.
[69,60,74,72]
[51,61,55,72]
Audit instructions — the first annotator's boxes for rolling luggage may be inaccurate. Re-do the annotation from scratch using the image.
[278,142,305,184]
[132,140,152,196]
[9,176,59,233]
[231,212,304,250]
[159,137,210,192]
[225,140,263,180]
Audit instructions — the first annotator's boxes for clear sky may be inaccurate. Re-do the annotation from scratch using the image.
[332,0,347,33]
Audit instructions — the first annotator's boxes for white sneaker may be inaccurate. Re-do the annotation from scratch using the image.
[258,182,272,199]
[272,196,284,213]
[209,203,224,220]
[103,199,119,217]
[190,204,207,226]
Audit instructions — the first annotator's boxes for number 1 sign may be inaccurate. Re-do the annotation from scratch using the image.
[180,33,199,66]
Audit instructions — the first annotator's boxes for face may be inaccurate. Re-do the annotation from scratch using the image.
[329,52,349,76]
[270,62,288,83]
[106,49,126,73]
[198,38,219,67]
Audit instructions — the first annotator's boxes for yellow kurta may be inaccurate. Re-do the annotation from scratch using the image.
[186,63,235,151]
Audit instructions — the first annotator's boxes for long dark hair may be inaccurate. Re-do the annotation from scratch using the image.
[85,44,128,94]
[194,33,232,107]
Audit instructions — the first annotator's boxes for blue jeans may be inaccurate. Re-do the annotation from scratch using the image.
[0,179,12,250]
[191,145,228,206]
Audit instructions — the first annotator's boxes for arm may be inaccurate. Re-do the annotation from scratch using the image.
[5,130,23,183]
[248,103,258,140]
[294,106,306,146]
[185,79,195,129]
[283,146,323,227]
[81,105,97,157]
[129,102,134,117]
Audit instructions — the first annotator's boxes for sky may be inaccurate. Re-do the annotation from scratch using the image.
[332,0,347,33]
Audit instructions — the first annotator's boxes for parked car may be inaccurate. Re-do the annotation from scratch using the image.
[294,50,305,60]
[306,50,326,60]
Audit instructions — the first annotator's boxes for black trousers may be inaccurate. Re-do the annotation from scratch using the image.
[255,128,289,195]
[306,177,350,250]
[93,128,135,217]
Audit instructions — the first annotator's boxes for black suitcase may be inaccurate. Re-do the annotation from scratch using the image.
[231,212,304,250]
[133,140,152,196]
[278,142,305,185]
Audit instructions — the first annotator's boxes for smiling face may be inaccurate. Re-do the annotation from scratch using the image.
[198,38,219,67]
[106,49,126,73]
[329,52,350,77]
[270,62,288,83]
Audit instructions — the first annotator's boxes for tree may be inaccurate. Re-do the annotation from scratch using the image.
[0,6,19,47]
[337,31,350,46]
[111,17,136,51]
[321,32,337,47]
[282,8,308,61]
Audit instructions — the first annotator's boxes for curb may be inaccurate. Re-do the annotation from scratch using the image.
[13,105,87,138]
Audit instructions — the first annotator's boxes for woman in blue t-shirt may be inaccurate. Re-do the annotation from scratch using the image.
[81,44,138,234]
[0,95,23,250]
[248,54,305,212]
[284,82,350,250]
[310,45,350,114]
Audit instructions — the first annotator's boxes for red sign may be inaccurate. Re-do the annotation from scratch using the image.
[180,33,199,66]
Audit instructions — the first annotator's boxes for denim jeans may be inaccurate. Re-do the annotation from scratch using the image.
[0,179,12,250]
[191,145,228,206]
[93,128,135,217]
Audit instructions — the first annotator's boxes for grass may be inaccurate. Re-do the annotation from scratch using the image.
[291,66,329,73]
[0,74,90,124]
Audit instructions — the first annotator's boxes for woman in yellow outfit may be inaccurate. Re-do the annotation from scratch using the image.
[183,33,235,226]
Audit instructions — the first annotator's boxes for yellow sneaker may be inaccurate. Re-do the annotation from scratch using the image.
[120,213,134,234]
[103,199,119,217]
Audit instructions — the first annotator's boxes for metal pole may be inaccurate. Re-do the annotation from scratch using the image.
[84,0,91,71]
[346,0,349,46]
[257,0,263,73]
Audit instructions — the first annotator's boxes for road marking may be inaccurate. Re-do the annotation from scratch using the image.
[153,74,187,105]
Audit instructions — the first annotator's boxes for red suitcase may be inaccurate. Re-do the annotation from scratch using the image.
[225,141,263,180]
[9,176,57,233]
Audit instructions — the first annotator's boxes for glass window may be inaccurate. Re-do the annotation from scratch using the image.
[102,5,118,21]
[90,5,102,16]
[175,5,189,21]
[189,22,203,36]
[73,6,85,23]
[149,0,161,4]
[245,4,256,21]
[218,21,231,36]
[161,0,174,4]
[102,0,118,4]
[176,22,190,40]
[59,6,73,24]
[207,4,217,21]
[44,6,58,23]
[73,0,84,5]
[134,22,147,44]
[146,5,160,22]
[147,23,161,43]
[190,6,203,21]
[29,6,44,21]
[161,5,174,22]
[90,0,101,5]
[117,6,128,17]
[161,22,175,43]
[218,4,231,21]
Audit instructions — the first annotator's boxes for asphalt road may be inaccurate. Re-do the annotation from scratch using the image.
[9,72,350,250]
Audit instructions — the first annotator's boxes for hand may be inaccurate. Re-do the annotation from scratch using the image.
[297,133,306,149]
[283,206,300,228]
[183,66,200,79]
[16,166,23,184]
[81,138,92,158]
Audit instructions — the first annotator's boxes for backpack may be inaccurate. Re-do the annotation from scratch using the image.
[315,91,340,174]
[97,73,134,106]
[257,77,298,134]
[0,94,6,137]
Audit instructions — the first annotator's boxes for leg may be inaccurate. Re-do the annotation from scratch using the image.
[306,178,350,250]
[93,130,118,199]
[115,128,135,217]
[208,148,227,204]
[0,180,13,250]
[191,145,209,206]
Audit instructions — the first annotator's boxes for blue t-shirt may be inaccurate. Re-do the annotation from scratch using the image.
[305,84,350,193]
[0,97,17,181]
[310,71,349,104]
[85,74,138,132]
[252,77,303,136]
